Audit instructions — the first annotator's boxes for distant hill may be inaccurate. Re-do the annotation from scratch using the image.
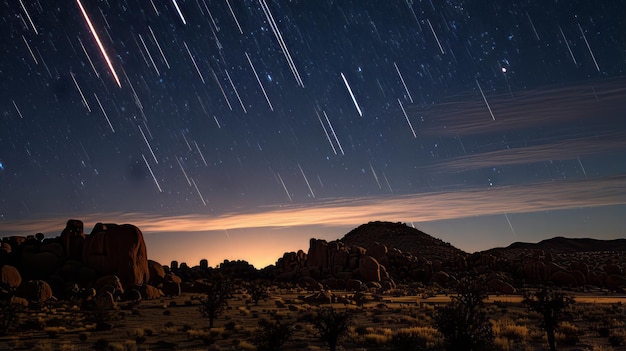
[502,236,626,252]
[340,221,466,262]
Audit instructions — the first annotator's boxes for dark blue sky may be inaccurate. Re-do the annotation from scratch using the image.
[1,0,624,266]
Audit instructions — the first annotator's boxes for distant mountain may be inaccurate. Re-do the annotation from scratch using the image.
[340,221,466,261]
[500,236,626,252]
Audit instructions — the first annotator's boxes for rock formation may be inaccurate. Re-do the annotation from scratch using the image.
[82,223,150,287]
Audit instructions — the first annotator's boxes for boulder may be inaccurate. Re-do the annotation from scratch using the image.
[95,275,124,295]
[303,290,332,304]
[96,291,117,310]
[1,265,22,290]
[346,279,365,291]
[569,261,588,276]
[550,271,578,286]
[20,250,60,279]
[604,274,626,291]
[381,279,396,290]
[148,260,166,285]
[323,278,346,290]
[308,239,329,270]
[298,276,323,291]
[367,242,387,261]
[16,280,53,303]
[60,219,85,260]
[603,264,623,276]
[82,223,149,287]
[430,271,451,285]
[523,261,546,282]
[132,284,163,300]
[486,278,516,294]
[359,256,381,282]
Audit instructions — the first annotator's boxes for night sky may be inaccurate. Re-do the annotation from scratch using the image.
[1,0,625,268]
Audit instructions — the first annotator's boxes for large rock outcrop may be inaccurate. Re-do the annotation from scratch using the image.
[60,219,86,260]
[82,223,149,287]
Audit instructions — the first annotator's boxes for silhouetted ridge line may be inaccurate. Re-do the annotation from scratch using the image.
[505,236,626,252]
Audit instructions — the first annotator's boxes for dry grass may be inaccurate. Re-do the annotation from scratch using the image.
[1,290,625,350]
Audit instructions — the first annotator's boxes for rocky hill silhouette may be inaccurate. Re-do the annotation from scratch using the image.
[340,221,466,262]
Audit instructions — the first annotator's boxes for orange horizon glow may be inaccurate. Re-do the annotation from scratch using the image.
[3,175,624,236]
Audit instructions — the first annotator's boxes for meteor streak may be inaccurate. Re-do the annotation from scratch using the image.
[172,0,187,25]
[142,154,162,193]
[245,52,273,111]
[578,23,600,72]
[475,79,496,121]
[70,72,91,112]
[76,0,121,87]
[298,163,315,198]
[19,0,38,34]
[94,93,115,133]
[393,62,413,103]
[340,72,362,117]
[398,99,417,138]
[276,173,292,202]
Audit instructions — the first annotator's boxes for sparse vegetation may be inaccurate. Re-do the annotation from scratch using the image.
[198,273,233,328]
[434,278,494,351]
[522,287,574,351]
[309,307,354,351]
[247,280,271,306]
[253,316,295,351]
[0,299,24,335]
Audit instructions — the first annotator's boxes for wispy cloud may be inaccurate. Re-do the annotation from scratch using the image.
[4,176,624,235]
[426,132,626,172]
[415,78,626,136]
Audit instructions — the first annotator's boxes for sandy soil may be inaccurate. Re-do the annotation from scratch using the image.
[1,289,625,351]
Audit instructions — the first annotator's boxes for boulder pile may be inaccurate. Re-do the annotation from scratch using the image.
[0,219,181,307]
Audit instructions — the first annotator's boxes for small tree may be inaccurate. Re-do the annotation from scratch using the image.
[434,278,494,351]
[523,287,574,351]
[310,307,353,351]
[0,299,24,335]
[253,317,294,351]
[198,274,232,329]
[247,280,270,306]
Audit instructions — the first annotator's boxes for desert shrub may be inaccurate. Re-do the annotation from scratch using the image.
[238,340,257,351]
[198,273,233,328]
[0,299,25,335]
[364,332,392,345]
[92,339,109,351]
[434,278,494,351]
[557,321,580,345]
[253,317,295,351]
[247,280,271,306]
[495,319,529,342]
[391,326,442,351]
[492,336,511,351]
[309,307,354,351]
[608,330,625,347]
[523,287,574,351]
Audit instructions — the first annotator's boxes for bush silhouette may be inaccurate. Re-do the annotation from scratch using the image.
[523,286,574,351]
[198,273,233,329]
[253,317,294,351]
[310,307,353,351]
[434,278,494,351]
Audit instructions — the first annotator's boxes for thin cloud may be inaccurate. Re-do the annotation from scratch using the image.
[3,175,625,235]
[415,78,626,136]
[426,132,626,172]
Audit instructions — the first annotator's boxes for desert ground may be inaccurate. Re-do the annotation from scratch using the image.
[1,286,625,351]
